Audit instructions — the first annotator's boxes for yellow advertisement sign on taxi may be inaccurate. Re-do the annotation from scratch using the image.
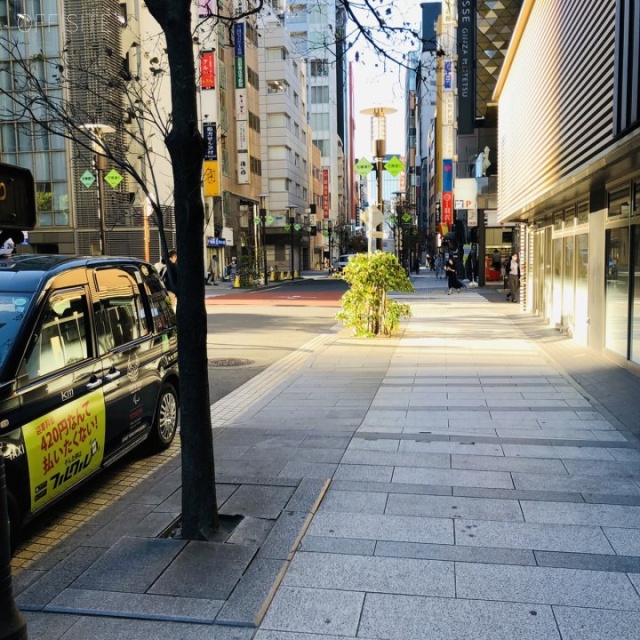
[22,390,106,511]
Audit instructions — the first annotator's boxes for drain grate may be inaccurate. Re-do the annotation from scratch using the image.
[208,357,255,368]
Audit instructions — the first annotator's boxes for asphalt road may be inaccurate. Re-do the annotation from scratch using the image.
[11,276,347,570]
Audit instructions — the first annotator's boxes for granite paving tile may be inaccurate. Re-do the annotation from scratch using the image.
[512,473,640,495]
[260,586,364,636]
[148,541,256,600]
[72,537,186,593]
[255,632,357,640]
[298,536,376,556]
[602,527,640,556]
[562,459,640,477]
[397,440,503,456]
[455,563,640,610]
[347,438,400,451]
[21,612,82,639]
[553,606,640,640]
[219,485,295,519]
[454,519,615,554]
[451,454,568,474]
[333,464,394,482]
[502,444,616,460]
[317,489,388,514]
[242,446,344,463]
[535,551,640,573]
[385,493,523,521]
[521,501,640,528]
[257,511,309,560]
[45,588,223,623]
[306,512,453,544]
[277,460,338,479]
[357,593,560,640]
[454,486,585,503]
[226,517,275,547]
[340,449,451,468]
[392,466,514,489]
[285,478,329,512]
[374,540,535,566]
[282,551,454,597]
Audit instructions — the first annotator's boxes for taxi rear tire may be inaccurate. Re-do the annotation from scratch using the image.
[148,382,178,451]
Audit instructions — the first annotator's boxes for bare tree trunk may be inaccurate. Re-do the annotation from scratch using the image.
[145,0,218,539]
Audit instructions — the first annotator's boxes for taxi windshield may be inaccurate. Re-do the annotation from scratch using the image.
[0,293,32,374]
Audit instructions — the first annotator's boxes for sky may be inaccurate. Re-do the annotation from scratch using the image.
[348,0,425,160]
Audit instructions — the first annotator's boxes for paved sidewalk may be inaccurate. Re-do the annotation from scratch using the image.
[14,268,640,639]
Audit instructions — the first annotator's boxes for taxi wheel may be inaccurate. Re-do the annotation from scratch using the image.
[148,383,178,450]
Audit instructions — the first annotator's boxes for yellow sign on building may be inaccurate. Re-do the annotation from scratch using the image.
[204,160,219,196]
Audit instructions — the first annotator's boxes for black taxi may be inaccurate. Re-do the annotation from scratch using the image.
[0,255,179,546]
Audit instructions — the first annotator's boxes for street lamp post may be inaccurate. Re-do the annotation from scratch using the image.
[83,124,115,255]
[259,194,268,285]
[361,107,396,252]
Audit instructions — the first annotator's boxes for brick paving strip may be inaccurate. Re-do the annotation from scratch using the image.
[14,271,640,640]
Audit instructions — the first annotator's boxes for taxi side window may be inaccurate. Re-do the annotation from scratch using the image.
[143,269,176,332]
[94,269,150,355]
[22,292,89,381]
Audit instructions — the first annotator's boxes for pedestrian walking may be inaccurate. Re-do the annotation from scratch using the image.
[435,253,444,279]
[506,252,521,303]
[207,254,218,285]
[445,257,465,294]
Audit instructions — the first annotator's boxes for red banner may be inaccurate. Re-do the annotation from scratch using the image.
[200,52,215,90]
[442,191,453,225]
[323,169,330,219]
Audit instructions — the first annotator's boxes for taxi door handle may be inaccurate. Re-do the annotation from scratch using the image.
[86,377,103,390]
[105,369,121,381]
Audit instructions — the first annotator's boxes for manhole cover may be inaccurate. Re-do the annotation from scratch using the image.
[208,357,254,368]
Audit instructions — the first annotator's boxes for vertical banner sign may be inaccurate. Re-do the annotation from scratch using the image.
[457,0,477,134]
[442,192,454,225]
[443,159,454,192]
[234,23,245,57]
[200,51,215,90]
[444,60,452,90]
[323,169,330,219]
[234,18,249,183]
[203,122,219,196]
[203,122,217,161]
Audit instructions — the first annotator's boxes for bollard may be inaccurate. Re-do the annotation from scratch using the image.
[293,270,299,279]
[270,270,276,282]
[279,272,285,281]
[233,274,241,288]
[0,455,28,640]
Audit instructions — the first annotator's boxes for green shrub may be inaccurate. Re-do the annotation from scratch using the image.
[336,252,414,336]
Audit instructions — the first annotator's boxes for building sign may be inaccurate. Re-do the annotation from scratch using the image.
[443,159,454,192]
[236,120,248,152]
[322,169,330,219]
[238,151,249,184]
[467,209,478,226]
[457,0,476,134]
[207,236,226,247]
[442,127,455,158]
[200,51,215,90]
[234,56,245,89]
[235,89,247,118]
[234,23,245,57]
[444,60,452,90]
[203,122,217,161]
[443,92,455,125]
[203,160,219,196]
[442,191,454,225]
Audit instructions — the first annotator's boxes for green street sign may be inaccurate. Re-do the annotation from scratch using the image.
[354,158,374,177]
[254,216,261,225]
[284,224,291,232]
[385,156,405,177]
[80,170,96,188]
[402,213,412,223]
[104,168,124,188]
[294,223,301,231]
[266,215,274,225]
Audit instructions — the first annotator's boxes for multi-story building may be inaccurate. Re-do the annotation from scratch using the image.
[0,0,176,258]
[258,5,310,272]
[495,0,640,365]
[285,0,346,230]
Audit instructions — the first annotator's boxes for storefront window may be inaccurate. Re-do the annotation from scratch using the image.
[574,234,589,344]
[630,225,640,364]
[552,237,563,326]
[605,227,630,356]
[608,187,631,218]
[562,235,575,331]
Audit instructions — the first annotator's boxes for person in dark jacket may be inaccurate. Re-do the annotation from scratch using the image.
[506,252,520,303]
[445,257,464,294]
